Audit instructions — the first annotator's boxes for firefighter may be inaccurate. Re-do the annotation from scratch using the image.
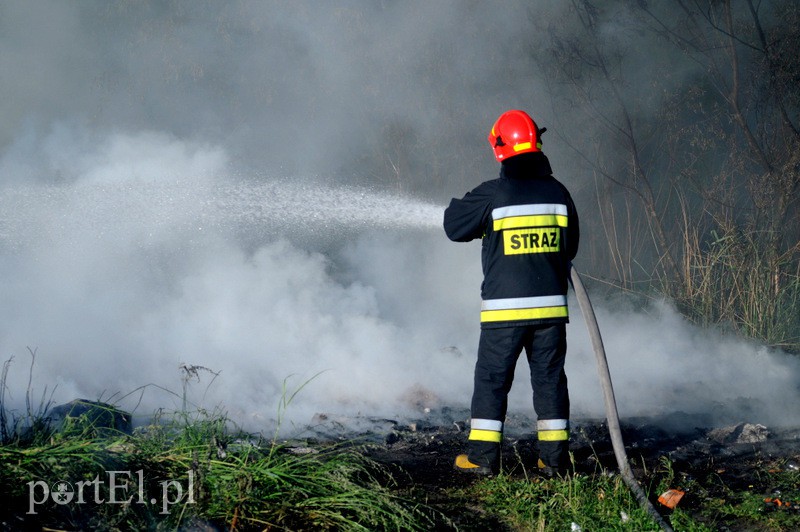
[444,109,580,477]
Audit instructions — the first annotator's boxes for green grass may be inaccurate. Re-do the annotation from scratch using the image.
[0,361,447,529]
[3,408,800,530]
[461,457,800,532]
[469,470,673,531]
[0,409,448,530]
[3,359,799,530]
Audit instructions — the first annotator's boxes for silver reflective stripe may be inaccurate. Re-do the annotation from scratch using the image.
[492,203,568,220]
[537,419,569,431]
[482,295,567,311]
[471,418,503,432]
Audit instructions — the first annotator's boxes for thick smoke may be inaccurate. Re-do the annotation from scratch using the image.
[0,1,563,192]
[1,2,798,435]
[2,129,798,434]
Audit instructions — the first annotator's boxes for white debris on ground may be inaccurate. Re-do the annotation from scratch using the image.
[708,422,770,444]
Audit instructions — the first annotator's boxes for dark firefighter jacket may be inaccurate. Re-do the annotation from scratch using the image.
[444,152,580,329]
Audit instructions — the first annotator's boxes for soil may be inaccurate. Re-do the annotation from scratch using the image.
[5,407,799,531]
[316,408,800,531]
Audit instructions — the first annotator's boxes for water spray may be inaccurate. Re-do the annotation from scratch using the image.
[570,265,673,532]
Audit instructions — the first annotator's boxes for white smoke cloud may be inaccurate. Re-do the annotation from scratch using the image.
[562,297,800,429]
[0,126,472,432]
[2,125,799,436]
[2,3,797,439]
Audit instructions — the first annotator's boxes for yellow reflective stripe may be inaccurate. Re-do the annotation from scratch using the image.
[493,214,568,231]
[481,306,568,323]
[513,142,532,152]
[538,429,569,441]
[468,429,502,443]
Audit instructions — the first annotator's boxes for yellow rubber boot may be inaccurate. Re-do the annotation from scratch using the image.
[537,458,567,478]
[454,454,495,475]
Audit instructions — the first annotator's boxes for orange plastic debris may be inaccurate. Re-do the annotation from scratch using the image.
[658,488,686,509]
[764,497,800,511]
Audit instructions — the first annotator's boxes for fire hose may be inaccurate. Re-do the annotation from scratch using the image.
[570,266,674,532]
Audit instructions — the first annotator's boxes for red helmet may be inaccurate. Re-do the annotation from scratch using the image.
[487,110,543,162]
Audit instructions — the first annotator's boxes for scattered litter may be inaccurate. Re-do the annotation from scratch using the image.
[286,446,318,455]
[399,383,441,412]
[708,423,769,444]
[738,423,770,443]
[658,488,686,509]
[228,438,260,453]
[570,522,582,531]
[619,510,630,523]
[763,497,800,511]
[785,459,799,472]
[212,435,227,459]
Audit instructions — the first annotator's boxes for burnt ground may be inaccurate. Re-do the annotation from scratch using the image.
[3,404,798,531]
[307,408,800,531]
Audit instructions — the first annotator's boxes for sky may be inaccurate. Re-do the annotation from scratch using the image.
[1,1,798,436]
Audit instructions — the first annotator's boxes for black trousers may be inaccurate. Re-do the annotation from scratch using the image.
[468,323,569,468]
